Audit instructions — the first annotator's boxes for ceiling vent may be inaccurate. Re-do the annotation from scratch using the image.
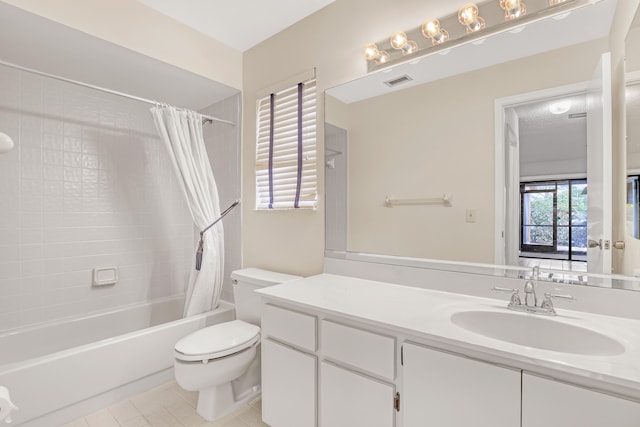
[569,112,587,119]
[384,75,413,87]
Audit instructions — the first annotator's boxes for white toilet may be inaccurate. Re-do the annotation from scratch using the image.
[173,268,301,421]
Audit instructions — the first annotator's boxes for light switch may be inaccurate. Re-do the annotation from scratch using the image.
[466,209,477,223]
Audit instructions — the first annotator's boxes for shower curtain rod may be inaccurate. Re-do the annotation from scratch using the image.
[0,59,235,126]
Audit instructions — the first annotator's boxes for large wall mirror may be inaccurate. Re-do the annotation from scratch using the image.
[325,0,640,290]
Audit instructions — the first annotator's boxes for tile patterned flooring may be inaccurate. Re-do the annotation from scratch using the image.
[62,382,267,427]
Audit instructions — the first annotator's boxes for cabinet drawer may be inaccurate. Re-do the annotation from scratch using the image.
[321,320,395,380]
[262,304,317,351]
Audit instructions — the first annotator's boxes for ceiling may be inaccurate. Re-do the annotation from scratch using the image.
[136,0,336,52]
[515,93,588,172]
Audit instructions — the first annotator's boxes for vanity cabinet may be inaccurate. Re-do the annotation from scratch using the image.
[261,305,317,427]
[259,281,640,427]
[319,320,397,427]
[402,342,521,427]
[320,361,396,427]
[522,373,640,427]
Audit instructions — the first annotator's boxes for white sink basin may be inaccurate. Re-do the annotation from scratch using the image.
[451,310,625,356]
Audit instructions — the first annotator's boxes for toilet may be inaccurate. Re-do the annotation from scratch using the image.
[173,268,301,421]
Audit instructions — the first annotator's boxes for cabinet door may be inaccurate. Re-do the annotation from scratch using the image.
[320,361,395,427]
[522,372,640,427]
[262,338,316,427]
[403,343,520,427]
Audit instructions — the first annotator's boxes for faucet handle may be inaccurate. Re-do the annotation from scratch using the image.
[492,287,521,307]
[492,286,518,293]
[540,292,575,314]
[543,292,575,302]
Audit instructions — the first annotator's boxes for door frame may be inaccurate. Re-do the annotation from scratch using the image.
[494,81,589,265]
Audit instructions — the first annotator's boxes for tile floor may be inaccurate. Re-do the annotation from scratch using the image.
[62,382,267,427]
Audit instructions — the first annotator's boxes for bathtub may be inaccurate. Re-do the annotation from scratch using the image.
[0,296,235,427]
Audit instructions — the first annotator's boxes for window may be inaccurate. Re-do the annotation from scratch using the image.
[520,179,587,260]
[255,79,317,210]
[627,175,640,239]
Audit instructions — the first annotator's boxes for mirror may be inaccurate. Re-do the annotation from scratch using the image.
[325,0,640,289]
[626,7,640,240]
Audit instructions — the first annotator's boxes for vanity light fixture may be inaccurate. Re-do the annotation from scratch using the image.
[458,3,485,33]
[363,0,595,72]
[363,43,390,64]
[422,18,449,45]
[500,0,527,20]
[390,31,419,55]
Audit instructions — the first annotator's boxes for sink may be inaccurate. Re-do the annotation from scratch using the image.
[450,310,625,356]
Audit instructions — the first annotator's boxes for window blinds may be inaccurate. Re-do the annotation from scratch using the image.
[256,79,317,209]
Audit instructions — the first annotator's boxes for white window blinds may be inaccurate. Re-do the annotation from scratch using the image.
[256,79,317,210]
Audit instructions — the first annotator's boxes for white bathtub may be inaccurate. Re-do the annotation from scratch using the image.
[0,296,235,427]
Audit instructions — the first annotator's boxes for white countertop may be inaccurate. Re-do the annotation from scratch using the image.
[257,274,640,401]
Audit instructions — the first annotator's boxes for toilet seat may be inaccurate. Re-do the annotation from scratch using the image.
[175,320,261,362]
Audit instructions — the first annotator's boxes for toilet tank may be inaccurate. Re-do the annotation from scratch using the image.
[230,268,301,326]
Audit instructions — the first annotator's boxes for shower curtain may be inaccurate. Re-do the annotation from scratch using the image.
[150,106,224,317]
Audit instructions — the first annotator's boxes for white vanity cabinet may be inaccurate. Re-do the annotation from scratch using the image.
[319,320,397,427]
[261,305,317,427]
[320,361,396,427]
[522,373,640,427]
[402,342,521,427]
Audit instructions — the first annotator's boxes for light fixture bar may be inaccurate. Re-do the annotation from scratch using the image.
[365,0,604,73]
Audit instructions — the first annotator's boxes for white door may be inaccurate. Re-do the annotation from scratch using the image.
[403,343,520,427]
[262,339,317,427]
[320,361,395,427]
[586,52,613,275]
[522,373,640,427]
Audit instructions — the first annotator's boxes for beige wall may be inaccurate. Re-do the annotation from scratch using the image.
[0,0,242,90]
[242,0,441,276]
[343,40,607,263]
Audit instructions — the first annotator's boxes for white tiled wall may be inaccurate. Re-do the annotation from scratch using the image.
[0,65,241,332]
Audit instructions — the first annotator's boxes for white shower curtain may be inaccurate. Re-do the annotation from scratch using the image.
[150,106,224,317]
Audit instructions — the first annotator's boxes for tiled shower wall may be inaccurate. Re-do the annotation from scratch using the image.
[0,64,241,332]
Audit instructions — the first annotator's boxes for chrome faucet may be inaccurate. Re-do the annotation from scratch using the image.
[524,266,540,307]
[492,266,575,316]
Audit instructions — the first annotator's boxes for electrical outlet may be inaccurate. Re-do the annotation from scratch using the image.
[466,209,477,223]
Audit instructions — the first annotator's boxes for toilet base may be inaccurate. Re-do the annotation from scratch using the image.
[196,383,261,421]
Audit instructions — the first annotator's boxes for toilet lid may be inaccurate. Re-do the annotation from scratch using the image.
[174,320,260,362]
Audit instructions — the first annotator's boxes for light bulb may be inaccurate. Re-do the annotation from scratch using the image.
[458,3,479,25]
[376,51,390,64]
[390,31,418,56]
[549,101,572,115]
[403,40,418,55]
[500,0,526,20]
[363,43,380,61]
[458,3,485,32]
[0,132,14,154]
[390,31,408,50]
[422,18,449,45]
